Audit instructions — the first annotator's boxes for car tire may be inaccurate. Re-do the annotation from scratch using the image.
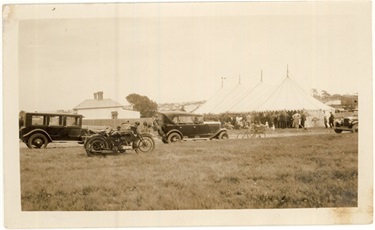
[352,124,358,133]
[219,132,229,139]
[334,129,342,133]
[27,133,48,149]
[167,133,182,143]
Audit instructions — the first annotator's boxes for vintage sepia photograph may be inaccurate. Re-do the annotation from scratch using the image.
[2,1,373,228]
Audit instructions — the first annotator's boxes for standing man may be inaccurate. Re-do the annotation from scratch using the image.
[301,112,306,129]
[329,112,335,128]
[279,111,286,129]
[323,115,328,128]
[246,113,252,128]
[292,112,301,129]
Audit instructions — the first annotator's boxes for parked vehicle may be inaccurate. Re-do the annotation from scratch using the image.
[84,121,155,156]
[19,112,94,148]
[155,111,229,143]
[334,110,358,133]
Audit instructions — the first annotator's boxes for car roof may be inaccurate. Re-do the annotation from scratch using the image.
[158,111,203,117]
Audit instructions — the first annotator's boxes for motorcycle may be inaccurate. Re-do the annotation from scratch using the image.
[84,121,155,156]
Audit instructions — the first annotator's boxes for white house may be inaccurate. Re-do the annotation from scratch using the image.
[325,99,341,106]
[73,91,140,119]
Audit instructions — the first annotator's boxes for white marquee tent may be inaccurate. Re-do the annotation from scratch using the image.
[194,86,232,114]
[196,76,269,114]
[196,72,335,127]
[206,83,250,114]
[252,75,334,113]
[228,79,271,113]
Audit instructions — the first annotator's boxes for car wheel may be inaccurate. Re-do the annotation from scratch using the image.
[27,133,48,149]
[352,124,358,133]
[334,129,342,133]
[167,133,182,143]
[219,132,229,139]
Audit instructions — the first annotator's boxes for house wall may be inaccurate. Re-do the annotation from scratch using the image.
[76,107,140,119]
[82,118,154,132]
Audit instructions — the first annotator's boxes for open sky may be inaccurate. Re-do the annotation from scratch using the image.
[18,2,371,111]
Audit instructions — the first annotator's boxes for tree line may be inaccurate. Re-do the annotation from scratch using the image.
[311,89,358,111]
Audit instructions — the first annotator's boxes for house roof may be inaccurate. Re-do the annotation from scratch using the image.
[73,98,124,110]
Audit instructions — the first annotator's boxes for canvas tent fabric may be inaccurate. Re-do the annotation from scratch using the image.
[207,83,250,114]
[252,75,334,112]
[195,76,269,114]
[228,80,271,113]
[196,74,334,116]
[194,86,233,114]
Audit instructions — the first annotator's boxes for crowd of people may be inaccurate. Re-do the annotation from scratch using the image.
[202,111,309,130]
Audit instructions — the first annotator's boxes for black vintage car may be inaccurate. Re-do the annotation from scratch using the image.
[156,111,229,143]
[19,112,94,148]
[334,110,358,133]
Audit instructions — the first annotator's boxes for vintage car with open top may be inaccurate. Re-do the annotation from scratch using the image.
[333,110,358,133]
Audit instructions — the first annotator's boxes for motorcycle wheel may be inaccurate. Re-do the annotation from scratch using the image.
[135,136,155,153]
[85,137,110,156]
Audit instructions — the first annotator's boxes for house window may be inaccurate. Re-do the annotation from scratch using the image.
[111,111,118,119]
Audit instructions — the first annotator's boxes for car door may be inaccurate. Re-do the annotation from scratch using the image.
[65,116,83,140]
[45,115,82,141]
[172,116,195,138]
[45,115,64,140]
[178,123,198,138]
[196,123,212,137]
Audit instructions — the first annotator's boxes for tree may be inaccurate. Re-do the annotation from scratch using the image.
[126,93,158,118]
[311,88,321,100]
[320,90,331,101]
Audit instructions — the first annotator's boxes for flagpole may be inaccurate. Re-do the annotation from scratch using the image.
[221,77,226,88]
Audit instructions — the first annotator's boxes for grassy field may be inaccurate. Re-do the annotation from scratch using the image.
[20,130,358,211]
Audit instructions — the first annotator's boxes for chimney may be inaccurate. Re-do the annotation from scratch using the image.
[93,92,98,100]
[97,91,104,100]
